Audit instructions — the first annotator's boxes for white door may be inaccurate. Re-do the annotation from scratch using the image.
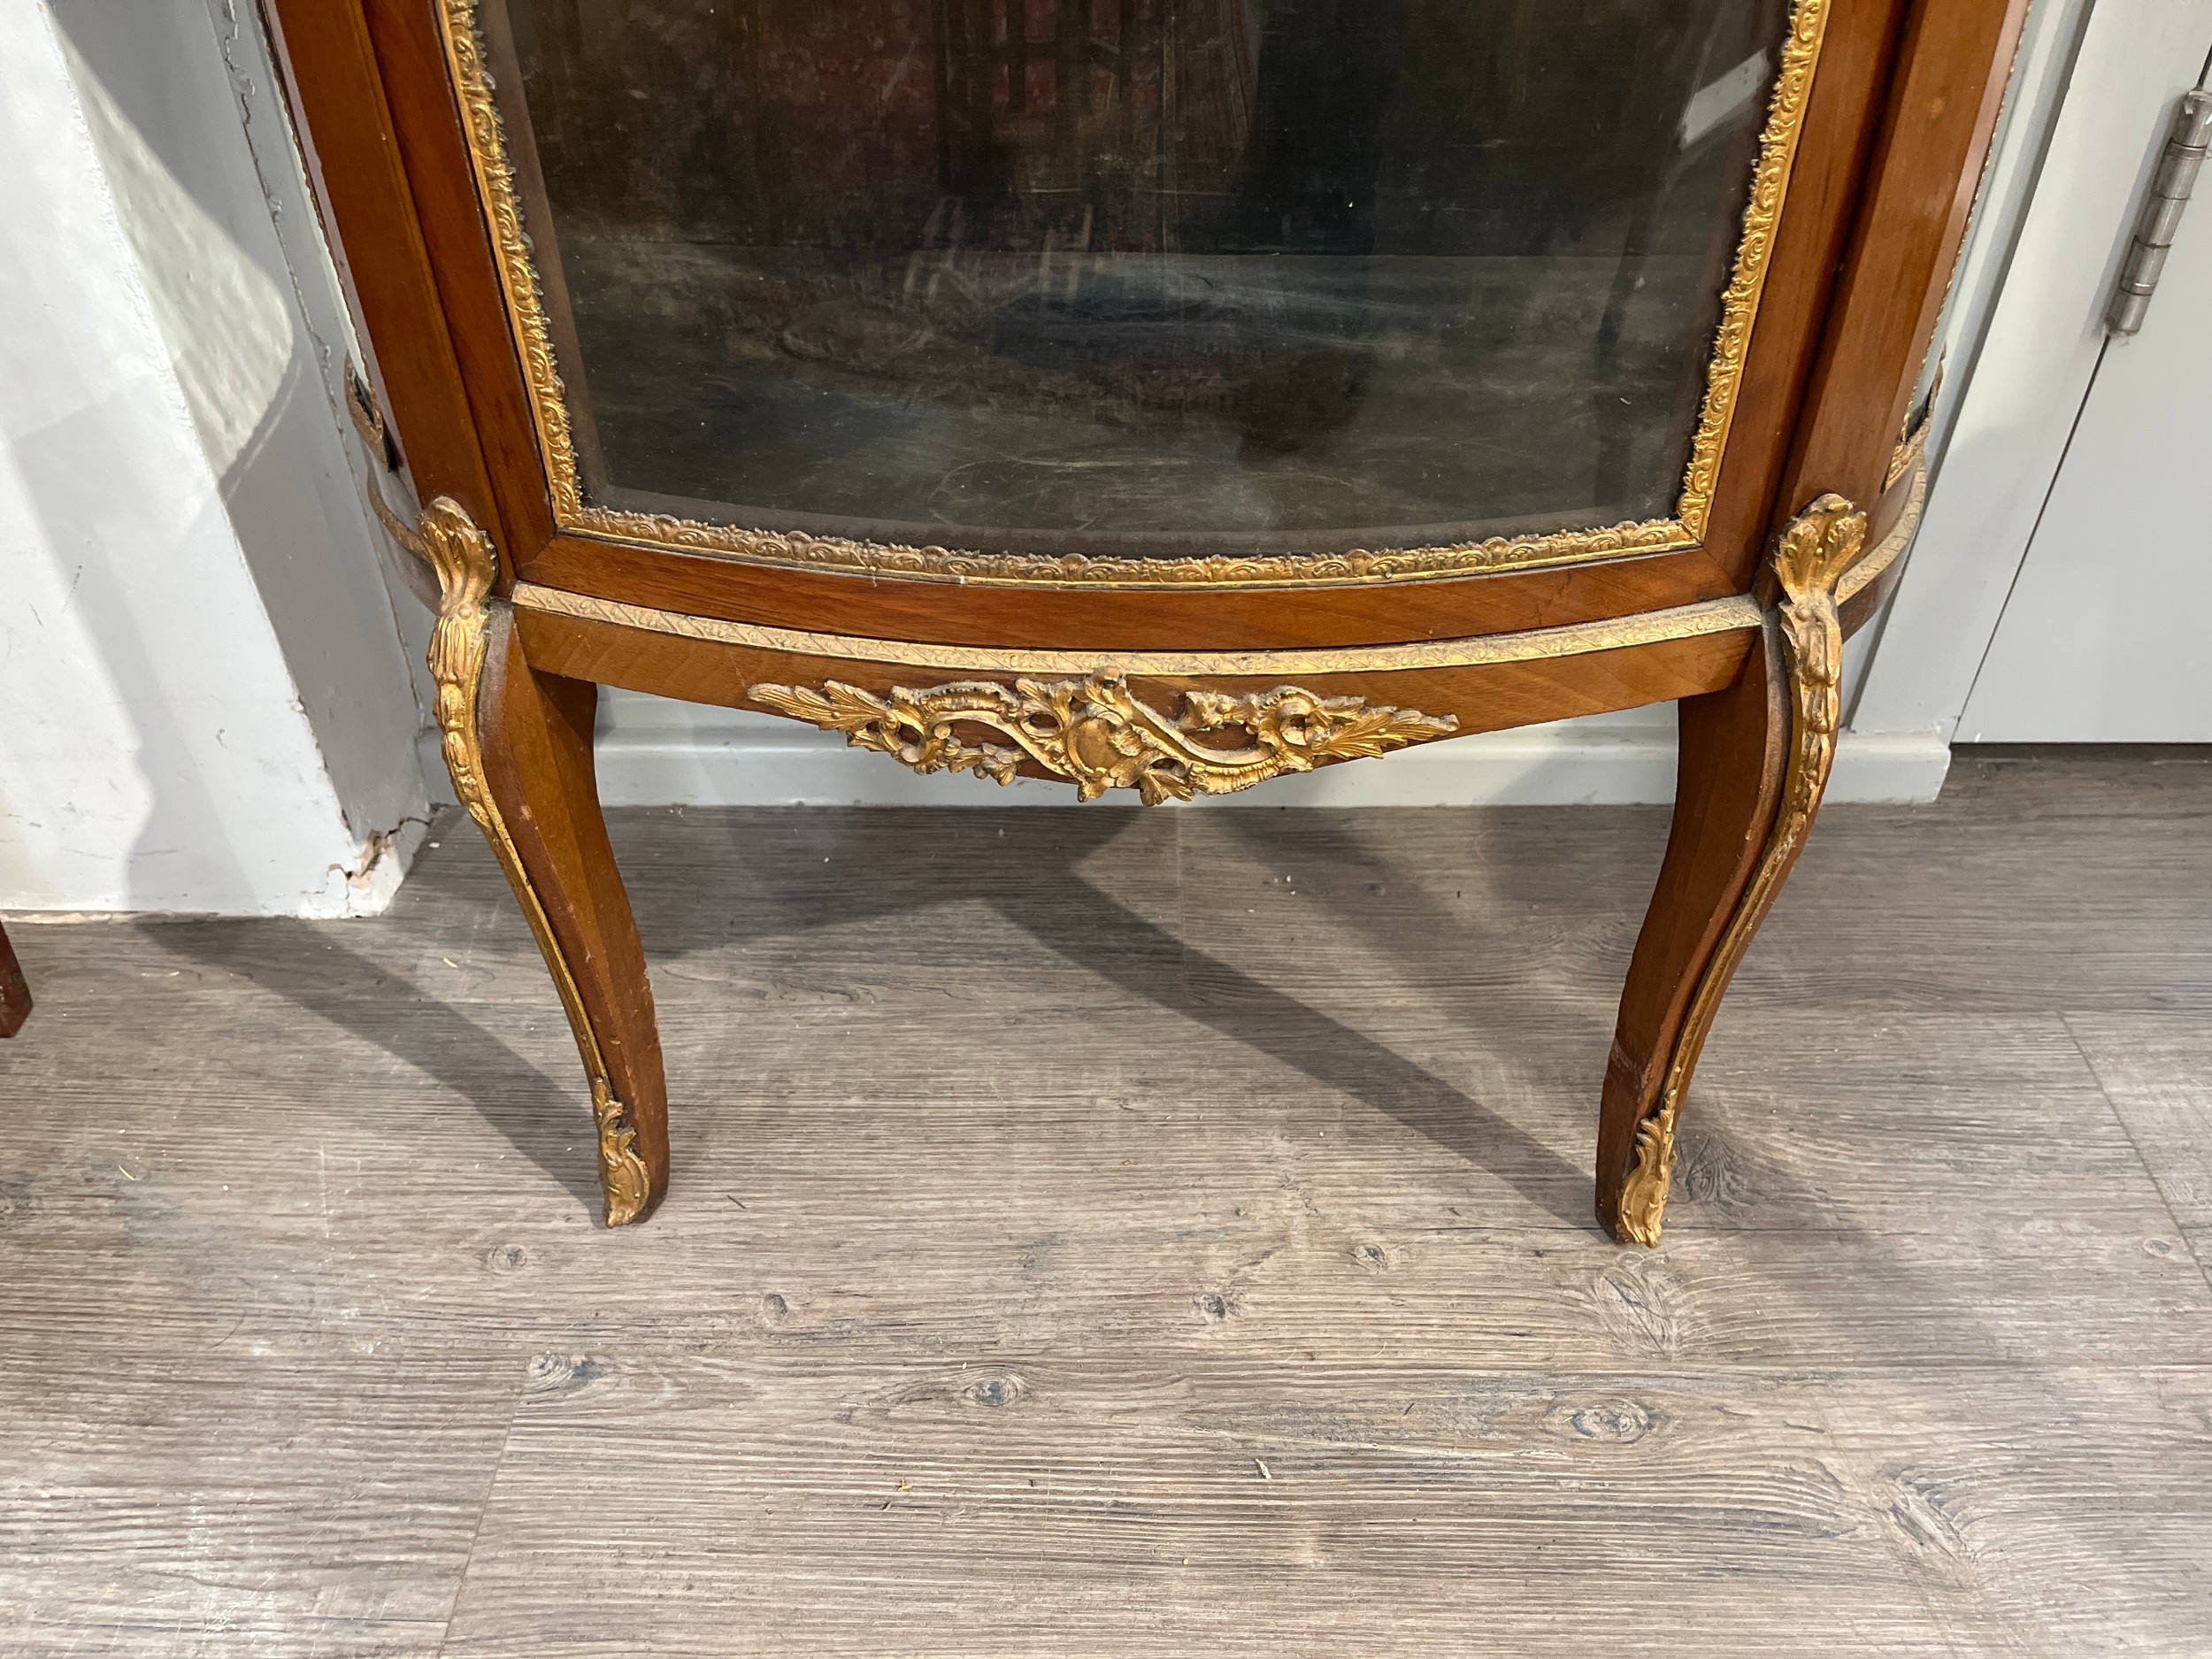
[1959,62,2212,741]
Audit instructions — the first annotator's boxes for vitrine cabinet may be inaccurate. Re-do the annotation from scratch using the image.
[267,0,2025,1240]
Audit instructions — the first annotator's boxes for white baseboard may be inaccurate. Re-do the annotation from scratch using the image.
[588,695,1953,808]
[1825,728,1955,803]
[3,813,429,921]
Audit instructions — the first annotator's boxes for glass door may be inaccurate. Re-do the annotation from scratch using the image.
[444,0,1824,575]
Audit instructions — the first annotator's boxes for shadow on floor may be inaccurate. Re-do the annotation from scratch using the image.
[140,918,605,1215]
[652,806,1594,1228]
[993,874,1591,1227]
[162,806,1604,1231]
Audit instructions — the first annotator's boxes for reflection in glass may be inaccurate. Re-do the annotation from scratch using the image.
[489,0,1790,554]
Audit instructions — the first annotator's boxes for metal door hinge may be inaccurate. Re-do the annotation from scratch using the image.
[344,360,403,472]
[2108,88,2212,335]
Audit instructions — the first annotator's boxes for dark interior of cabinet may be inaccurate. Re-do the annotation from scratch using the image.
[489,0,1788,552]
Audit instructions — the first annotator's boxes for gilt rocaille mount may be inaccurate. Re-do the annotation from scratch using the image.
[280,0,2022,1245]
[1614,494,1866,1244]
[750,676,1458,803]
[421,497,651,1226]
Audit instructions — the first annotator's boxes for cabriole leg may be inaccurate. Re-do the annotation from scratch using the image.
[0,920,29,1037]
[422,499,669,1225]
[1597,496,1865,1244]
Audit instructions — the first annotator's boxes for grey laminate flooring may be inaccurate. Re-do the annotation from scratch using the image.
[4,749,2209,1656]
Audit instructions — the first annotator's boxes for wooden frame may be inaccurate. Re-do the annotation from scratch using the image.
[266,0,2027,1240]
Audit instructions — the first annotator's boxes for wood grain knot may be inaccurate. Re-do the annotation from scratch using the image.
[484,1243,529,1275]
[1549,1398,1660,1444]
[526,1352,608,1397]
[965,1373,1029,1409]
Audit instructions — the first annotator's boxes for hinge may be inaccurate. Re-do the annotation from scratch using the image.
[2108,88,2212,336]
[344,360,403,472]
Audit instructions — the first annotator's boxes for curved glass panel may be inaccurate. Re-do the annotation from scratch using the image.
[480,0,1797,559]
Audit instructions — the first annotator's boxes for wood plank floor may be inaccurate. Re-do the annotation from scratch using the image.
[3,748,2208,1656]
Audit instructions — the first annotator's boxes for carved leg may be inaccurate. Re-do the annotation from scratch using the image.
[423,500,668,1225]
[1598,497,1866,1244]
[0,919,29,1037]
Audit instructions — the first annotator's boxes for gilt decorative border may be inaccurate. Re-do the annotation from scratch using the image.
[1673,0,1832,534]
[559,508,1696,590]
[437,0,1832,588]
[511,585,1767,675]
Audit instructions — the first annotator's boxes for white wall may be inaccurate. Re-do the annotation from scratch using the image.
[0,0,430,917]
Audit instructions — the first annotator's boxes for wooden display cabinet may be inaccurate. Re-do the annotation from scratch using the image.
[265,0,2026,1240]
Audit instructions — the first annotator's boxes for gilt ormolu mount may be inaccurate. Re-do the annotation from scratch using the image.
[268,0,2024,1240]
